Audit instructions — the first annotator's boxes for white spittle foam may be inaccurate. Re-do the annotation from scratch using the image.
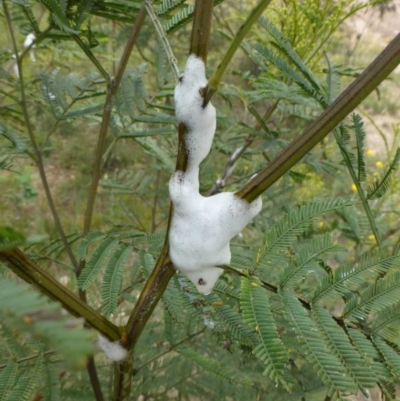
[169,55,262,295]
[97,333,128,362]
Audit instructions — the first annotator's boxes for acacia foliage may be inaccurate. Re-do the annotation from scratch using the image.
[1,0,400,400]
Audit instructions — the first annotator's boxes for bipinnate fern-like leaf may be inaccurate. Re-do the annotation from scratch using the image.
[0,278,94,367]
[279,233,342,288]
[373,337,400,379]
[367,147,400,200]
[177,347,249,386]
[0,361,18,400]
[258,17,322,94]
[257,197,352,270]
[241,278,291,389]
[312,247,400,303]
[281,290,356,394]
[156,0,186,16]
[343,272,400,320]
[6,355,43,401]
[39,0,79,34]
[163,4,194,34]
[312,306,376,394]
[76,231,106,261]
[371,304,400,343]
[101,243,133,317]
[77,237,120,290]
[352,113,367,182]
[325,54,340,104]
[43,361,61,401]
[253,43,327,108]
[208,293,258,347]
[162,276,186,324]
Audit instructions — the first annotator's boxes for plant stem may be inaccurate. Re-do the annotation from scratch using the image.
[125,246,175,347]
[334,128,382,246]
[144,0,180,82]
[203,0,273,106]
[88,357,105,401]
[3,0,79,271]
[235,32,400,202]
[81,4,147,245]
[189,0,214,61]
[72,34,110,81]
[0,248,121,341]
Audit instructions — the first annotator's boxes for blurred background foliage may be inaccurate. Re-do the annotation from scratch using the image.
[1,0,400,400]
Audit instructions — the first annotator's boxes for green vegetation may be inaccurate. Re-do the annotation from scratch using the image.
[1,0,400,400]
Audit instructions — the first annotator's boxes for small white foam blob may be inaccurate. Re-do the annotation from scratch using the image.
[24,33,36,62]
[97,333,128,362]
[169,55,262,295]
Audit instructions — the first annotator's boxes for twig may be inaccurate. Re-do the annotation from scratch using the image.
[203,0,273,106]
[81,4,147,247]
[334,128,382,246]
[208,101,279,195]
[3,0,79,271]
[144,0,180,82]
[0,350,56,370]
[72,34,110,81]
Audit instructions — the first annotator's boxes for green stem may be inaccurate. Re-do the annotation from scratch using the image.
[125,246,175,347]
[0,88,20,103]
[81,4,147,246]
[203,0,273,105]
[334,128,382,246]
[235,32,400,202]
[3,0,79,271]
[72,34,110,81]
[0,248,121,341]
[144,0,180,82]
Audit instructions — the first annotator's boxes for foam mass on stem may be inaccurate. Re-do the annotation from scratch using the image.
[169,55,262,295]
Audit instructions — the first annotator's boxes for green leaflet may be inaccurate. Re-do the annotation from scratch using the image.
[163,5,194,34]
[76,231,106,261]
[156,0,186,16]
[0,362,18,401]
[258,17,322,93]
[279,233,342,288]
[371,303,400,344]
[6,355,42,401]
[343,272,400,320]
[281,290,354,394]
[255,197,353,270]
[313,247,400,303]
[312,306,376,393]
[77,237,120,290]
[367,147,400,200]
[43,360,61,401]
[208,292,258,347]
[120,127,175,138]
[101,243,133,317]
[352,113,367,182]
[0,278,94,367]
[39,0,79,34]
[241,278,291,389]
[177,347,251,386]
[254,43,327,108]
[373,337,400,379]
[135,136,175,172]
